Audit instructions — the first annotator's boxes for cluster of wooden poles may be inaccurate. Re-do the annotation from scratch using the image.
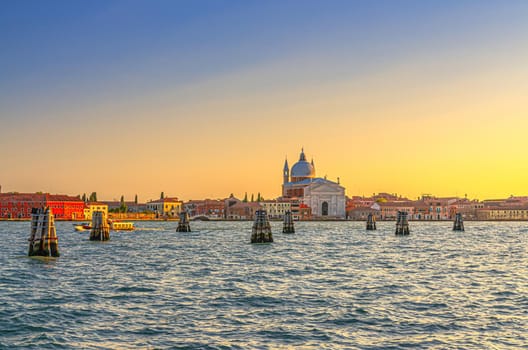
[250,210,297,243]
[28,207,59,257]
[27,207,197,257]
[367,211,465,235]
[28,207,112,257]
[27,207,466,256]
[250,209,466,244]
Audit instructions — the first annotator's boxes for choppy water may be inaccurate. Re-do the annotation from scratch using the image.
[0,221,527,349]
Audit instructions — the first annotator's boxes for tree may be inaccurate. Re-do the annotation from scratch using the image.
[82,193,87,202]
[89,192,97,202]
[160,192,164,199]
[257,192,261,202]
[251,193,254,202]
[120,195,127,213]
[134,194,138,205]
[243,192,248,202]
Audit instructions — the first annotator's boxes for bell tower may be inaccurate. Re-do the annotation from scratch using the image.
[283,158,289,184]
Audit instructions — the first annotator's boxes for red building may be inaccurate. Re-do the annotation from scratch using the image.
[46,194,85,220]
[0,193,84,220]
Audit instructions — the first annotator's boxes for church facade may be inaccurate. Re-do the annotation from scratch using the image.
[282,149,346,218]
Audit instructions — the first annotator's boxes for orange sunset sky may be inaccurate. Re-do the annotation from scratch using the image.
[1,1,527,201]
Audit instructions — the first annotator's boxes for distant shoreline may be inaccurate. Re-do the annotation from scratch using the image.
[1,219,527,222]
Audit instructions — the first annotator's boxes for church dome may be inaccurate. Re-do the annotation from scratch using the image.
[290,149,315,180]
[291,161,315,178]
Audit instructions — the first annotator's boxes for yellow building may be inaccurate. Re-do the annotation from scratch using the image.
[477,207,528,220]
[146,198,183,217]
[84,202,109,220]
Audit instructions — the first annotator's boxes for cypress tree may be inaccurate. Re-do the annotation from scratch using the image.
[120,195,127,213]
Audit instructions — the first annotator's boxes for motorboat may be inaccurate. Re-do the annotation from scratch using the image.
[109,220,134,231]
[74,223,92,232]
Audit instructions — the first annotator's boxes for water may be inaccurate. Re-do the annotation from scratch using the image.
[0,221,527,349]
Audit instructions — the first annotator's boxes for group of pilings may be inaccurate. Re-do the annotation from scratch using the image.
[364,211,465,235]
[26,205,467,257]
[453,213,464,231]
[176,211,191,232]
[90,211,110,241]
[395,211,410,235]
[251,210,274,243]
[28,208,110,257]
[28,207,60,257]
[366,213,376,230]
[249,210,295,243]
[283,210,295,233]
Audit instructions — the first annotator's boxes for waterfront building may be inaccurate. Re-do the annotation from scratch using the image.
[146,197,183,217]
[347,206,380,220]
[346,196,375,211]
[451,199,483,220]
[0,193,84,220]
[282,149,346,218]
[184,199,225,218]
[375,201,414,220]
[83,202,109,220]
[411,199,451,220]
[225,201,262,220]
[223,195,241,218]
[476,206,528,220]
[260,199,291,219]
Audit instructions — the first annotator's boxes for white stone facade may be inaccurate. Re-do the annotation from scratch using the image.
[303,181,346,218]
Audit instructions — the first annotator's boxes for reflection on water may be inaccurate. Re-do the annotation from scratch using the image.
[0,221,526,349]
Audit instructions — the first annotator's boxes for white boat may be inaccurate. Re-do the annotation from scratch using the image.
[74,223,91,232]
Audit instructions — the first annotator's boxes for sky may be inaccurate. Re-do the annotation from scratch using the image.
[1,0,528,202]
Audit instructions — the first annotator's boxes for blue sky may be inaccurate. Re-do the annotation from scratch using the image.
[3,0,523,112]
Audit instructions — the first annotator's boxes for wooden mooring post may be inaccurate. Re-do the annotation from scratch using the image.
[251,210,273,243]
[395,211,410,235]
[28,207,60,257]
[366,213,376,230]
[282,210,295,233]
[176,211,191,232]
[453,213,464,231]
[90,211,110,241]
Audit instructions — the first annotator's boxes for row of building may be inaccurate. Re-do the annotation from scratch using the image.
[2,191,528,221]
[0,192,300,221]
[0,192,176,221]
[347,193,528,221]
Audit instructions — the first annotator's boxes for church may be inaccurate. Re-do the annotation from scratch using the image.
[282,149,346,218]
